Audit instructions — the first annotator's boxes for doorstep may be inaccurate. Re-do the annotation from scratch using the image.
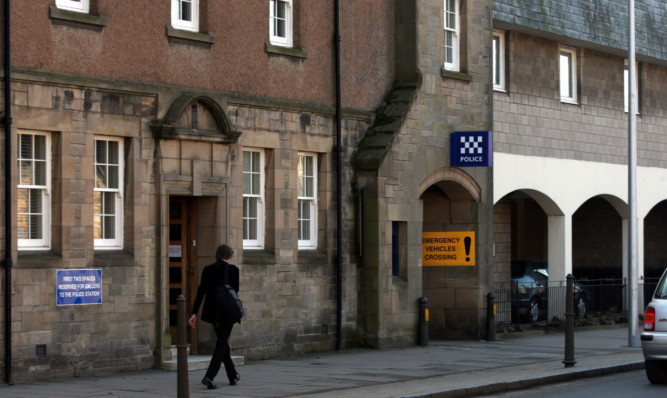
[162,345,245,371]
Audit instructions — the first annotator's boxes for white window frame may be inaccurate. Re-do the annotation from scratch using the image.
[270,0,293,47]
[443,0,460,71]
[493,30,506,91]
[56,0,89,13]
[624,60,639,114]
[559,46,578,104]
[297,153,317,249]
[171,0,199,32]
[17,131,51,250]
[243,150,265,249]
[94,137,124,250]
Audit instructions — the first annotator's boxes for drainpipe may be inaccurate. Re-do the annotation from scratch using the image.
[334,0,343,351]
[3,0,12,385]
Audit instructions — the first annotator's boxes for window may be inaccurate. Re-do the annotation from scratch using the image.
[297,153,317,249]
[94,138,124,249]
[171,0,199,32]
[493,30,506,91]
[443,0,460,71]
[559,47,577,103]
[17,132,51,250]
[391,221,407,279]
[243,150,265,249]
[55,0,89,13]
[625,60,639,113]
[270,0,293,47]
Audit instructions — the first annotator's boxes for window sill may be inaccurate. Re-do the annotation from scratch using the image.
[296,250,328,265]
[166,26,216,45]
[265,42,308,59]
[441,68,472,82]
[242,249,276,265]
[94,250,134,266]
[560,98,579,106]
[17,250,63,268]
[49,5,108,29]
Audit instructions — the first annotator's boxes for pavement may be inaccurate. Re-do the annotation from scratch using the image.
[0,326,645,398]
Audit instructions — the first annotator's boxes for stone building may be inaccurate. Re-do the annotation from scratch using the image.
[1,0,664,384]
[354,0,494,343]
[0,0,397,381]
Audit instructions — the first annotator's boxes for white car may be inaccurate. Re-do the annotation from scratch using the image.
[641,268,667,383]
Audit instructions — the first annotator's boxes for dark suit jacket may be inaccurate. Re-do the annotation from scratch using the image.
[191,260,240,324]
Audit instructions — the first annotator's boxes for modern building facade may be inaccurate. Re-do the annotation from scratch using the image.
[0,0,664,383]
[491,0,667,317]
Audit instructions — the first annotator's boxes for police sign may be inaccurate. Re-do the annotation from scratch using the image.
[450,131,493,167]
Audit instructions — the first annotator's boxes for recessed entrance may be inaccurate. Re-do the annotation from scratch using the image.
[168,197,198,348]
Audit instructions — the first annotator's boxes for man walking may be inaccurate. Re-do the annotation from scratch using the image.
[189,244,241,390]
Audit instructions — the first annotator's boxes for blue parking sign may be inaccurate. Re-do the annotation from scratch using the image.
[56,269,102,306]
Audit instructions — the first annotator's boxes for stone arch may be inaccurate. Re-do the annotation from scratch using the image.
[418,166,481,201]
[419,167,482,339]
[150,92,241,143]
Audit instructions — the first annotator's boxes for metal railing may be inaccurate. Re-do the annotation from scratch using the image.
[494,278,661,329]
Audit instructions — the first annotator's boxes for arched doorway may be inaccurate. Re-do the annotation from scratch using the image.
[420,168,481,339]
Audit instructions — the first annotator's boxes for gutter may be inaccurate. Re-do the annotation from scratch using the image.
[334,0,342,351]
[3,0,13,385]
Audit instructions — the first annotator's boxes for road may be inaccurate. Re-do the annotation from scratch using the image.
[484,369,667,397]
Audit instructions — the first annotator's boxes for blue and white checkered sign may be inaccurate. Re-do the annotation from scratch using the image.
[450,131,493,167]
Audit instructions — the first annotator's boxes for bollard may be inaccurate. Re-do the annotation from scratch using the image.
[177,295,190,398]
[563,274,576,368]
[486,293,496,341]
[418,297,429,347]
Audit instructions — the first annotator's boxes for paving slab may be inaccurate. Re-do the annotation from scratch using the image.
[0,327,644,398]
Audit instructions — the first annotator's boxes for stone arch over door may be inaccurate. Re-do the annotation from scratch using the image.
[151,92,241,362]
[419,167,481,202]
[151,92,242,143]
[419,167,481,339]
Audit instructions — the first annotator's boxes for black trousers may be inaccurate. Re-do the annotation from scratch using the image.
[204,321,237,382]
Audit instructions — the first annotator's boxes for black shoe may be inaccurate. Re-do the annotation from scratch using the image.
[201,377,219,390]
[229,372,240,386]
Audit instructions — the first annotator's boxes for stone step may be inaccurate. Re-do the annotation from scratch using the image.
[162,346,244,371]
[161,354,245,371]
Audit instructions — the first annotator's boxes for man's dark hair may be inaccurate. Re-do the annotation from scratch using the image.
[216,244,234,261]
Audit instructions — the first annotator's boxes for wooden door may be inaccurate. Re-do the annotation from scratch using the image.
[168,197,198,348]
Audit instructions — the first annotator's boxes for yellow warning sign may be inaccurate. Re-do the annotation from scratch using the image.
[422,231,475,266]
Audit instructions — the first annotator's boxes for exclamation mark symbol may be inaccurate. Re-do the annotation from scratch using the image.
[464,236,471,262]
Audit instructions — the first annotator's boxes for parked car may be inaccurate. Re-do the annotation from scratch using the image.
[511,259,588,323]
[641,268,667,384]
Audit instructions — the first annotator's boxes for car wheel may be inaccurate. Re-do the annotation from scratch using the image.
[527,298,540,323]
[575,296,586,318]
[645,360,667,384]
